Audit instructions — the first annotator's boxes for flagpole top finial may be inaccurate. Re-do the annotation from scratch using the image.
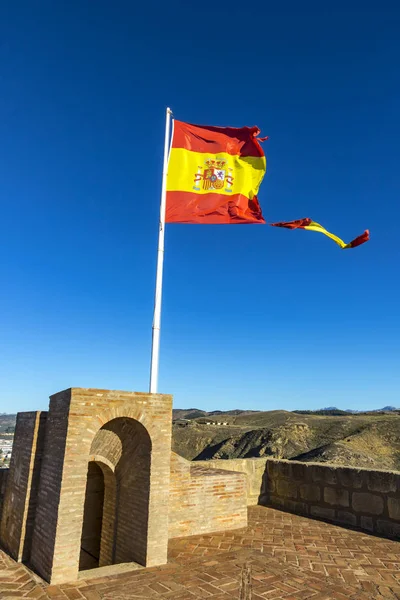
[167,107,172,115]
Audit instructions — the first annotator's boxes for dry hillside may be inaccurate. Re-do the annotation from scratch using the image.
[172,409,400,470]
[1,410,399,470]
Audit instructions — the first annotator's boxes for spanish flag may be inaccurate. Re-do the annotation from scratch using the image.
[166,120,267,224]
[269,218,370,250]
[165,118,369,250]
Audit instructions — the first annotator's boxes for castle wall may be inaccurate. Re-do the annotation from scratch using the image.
[0,411,47,562]
[200,456,400,539]
[0,468,9,515]
[260,458,400,539]
[2,393,399,586]
[28,388,172,584]
[195,457,267,506]
[168,453,247,538]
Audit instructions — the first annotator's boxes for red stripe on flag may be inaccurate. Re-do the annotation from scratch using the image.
[346,230,370,248]
[269,218,312,230]
[172,120,265,158]
[166,191,265,224]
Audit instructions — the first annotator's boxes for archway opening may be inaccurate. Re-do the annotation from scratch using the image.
[79,462,104,570]
[79,417,152,571]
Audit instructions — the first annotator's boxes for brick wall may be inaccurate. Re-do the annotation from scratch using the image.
[168,453,247,538]
[2,393,399,587]
[200,457,400,539]
[195,458,267,506]
[0,468,9,517]
[260,459,400,539]
[29,388,173,584]
[0,411,47,562]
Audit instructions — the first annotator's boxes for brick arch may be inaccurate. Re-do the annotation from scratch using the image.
[89,454,115,473]
[93,404,159,444]
[73,407,157,468]
[90,416,152,461]
[29,389,172,584]
[80,416,153,568]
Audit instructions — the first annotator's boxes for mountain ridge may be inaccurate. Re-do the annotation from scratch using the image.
[172,406,400,420]
[1,411,399,471]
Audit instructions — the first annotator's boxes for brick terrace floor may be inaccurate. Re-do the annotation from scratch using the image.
[1,506,399,599]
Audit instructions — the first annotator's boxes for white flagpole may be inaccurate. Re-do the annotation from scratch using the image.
[149,107,173,393]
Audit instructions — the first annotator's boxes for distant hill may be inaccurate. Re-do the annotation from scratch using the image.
[173,409,207,421]
[172,408,258,421]
[2,409,400,471]
[173,406,400,420]
[296,407,399,415]
[293,408,349,416]
[345,406,399,414]
[172,409,400,471]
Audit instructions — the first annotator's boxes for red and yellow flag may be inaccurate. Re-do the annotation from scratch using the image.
[166,120,267,224]
[269,218,370,250]
[165,118,369,249]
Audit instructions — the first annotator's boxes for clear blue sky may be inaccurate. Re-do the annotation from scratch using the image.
[1,1,399,413]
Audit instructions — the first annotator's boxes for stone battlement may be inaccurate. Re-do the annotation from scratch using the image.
[196,456,400,539]
[0,389,248,584]
[0,391,398,585]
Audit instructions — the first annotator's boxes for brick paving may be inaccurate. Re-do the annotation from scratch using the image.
[1,506,399,599]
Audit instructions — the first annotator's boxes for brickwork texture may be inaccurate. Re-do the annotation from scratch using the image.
[260,457,400,538]
[1,390,399,588]
[1,505,400,599]
[195,457,267,505]
[0,411,47,562]
[197,456,400,539]
[0,468,9,515]
[1,389,173,584]
[169,453,247,538]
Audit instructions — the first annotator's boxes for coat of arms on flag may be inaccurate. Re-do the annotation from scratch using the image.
[164,116,369,246]
[166,120,266,223]
[193,159,234,192]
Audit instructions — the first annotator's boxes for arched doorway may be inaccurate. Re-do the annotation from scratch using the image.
[79,417,152,571]
[79,462,104,570]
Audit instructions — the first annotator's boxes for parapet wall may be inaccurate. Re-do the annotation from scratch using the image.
[195,458,267,506]
[168,453,247,538]
[200,457,400,539]
[2,446,399,555]
[0,412,47,563]
[261,459,400,538]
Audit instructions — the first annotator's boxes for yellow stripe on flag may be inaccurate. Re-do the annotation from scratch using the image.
[304,221,348,249]
[270,218,370,249]
[167,148,266,199]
